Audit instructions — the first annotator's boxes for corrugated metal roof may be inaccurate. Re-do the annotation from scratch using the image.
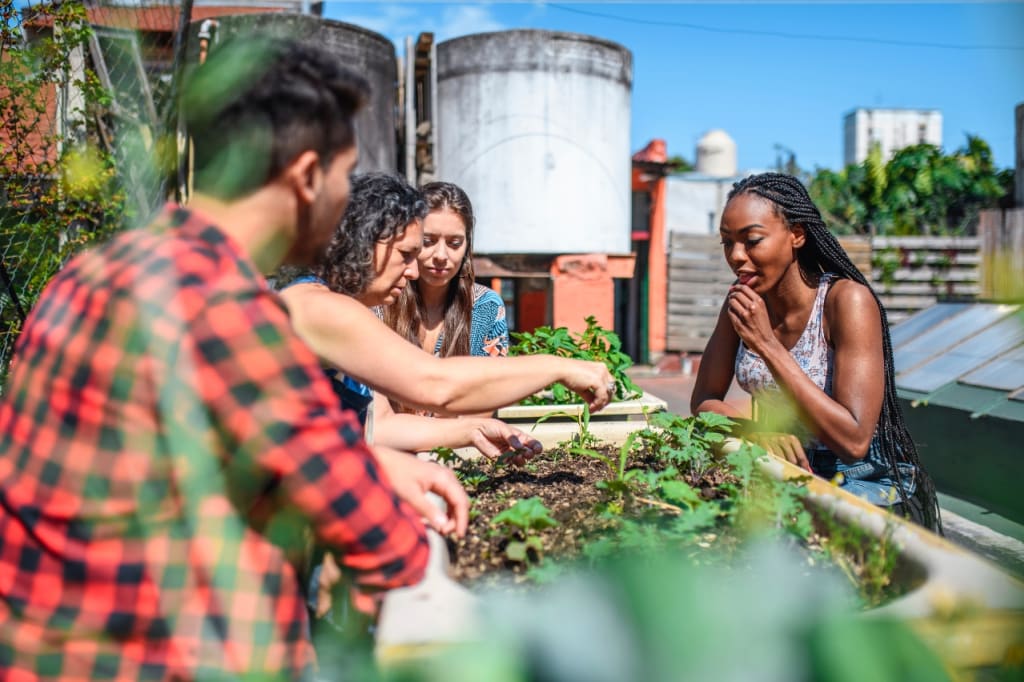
[893,302,1024,422]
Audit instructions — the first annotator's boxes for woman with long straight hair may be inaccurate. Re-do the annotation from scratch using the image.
[382,181,509,359]
[691,172,941,532]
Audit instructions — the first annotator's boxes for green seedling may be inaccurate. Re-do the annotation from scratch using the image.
[431,446,458,466]
[511,316,641,405]
[534,403,597,449]
[491,497,559,563]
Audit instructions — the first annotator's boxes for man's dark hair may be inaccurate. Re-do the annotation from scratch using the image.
[314,173,427,296]
[182,36,369,199]
[728,172,942,533]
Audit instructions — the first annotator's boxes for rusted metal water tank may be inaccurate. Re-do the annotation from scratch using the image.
[187,13,397,173]
[436,30,632,255]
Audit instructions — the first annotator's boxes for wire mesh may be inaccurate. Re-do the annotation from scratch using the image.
[0,0,190,389]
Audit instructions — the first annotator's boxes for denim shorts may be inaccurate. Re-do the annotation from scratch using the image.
[807,441,917,507]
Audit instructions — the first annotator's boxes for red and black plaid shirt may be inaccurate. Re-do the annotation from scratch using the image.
[0,205,428,680]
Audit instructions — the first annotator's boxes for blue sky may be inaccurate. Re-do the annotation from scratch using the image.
[323,1,1024,173]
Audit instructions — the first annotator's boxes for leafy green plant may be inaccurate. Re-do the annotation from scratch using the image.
[871,247,901,288]
[1,2,164,388]
[491,496,559,563]
[810,511,900,607]
[511,316,641,405]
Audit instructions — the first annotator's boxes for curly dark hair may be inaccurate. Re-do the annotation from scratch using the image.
[727,172,941,533]
[311,173,427,296]
[183,35,369,200]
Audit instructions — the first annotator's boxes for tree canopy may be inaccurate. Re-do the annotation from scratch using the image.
[808,135,1014,236]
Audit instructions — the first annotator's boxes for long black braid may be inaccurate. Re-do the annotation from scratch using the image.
[728,172,942,533]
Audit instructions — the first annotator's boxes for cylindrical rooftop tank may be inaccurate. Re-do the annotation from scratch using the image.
[695,129,738,178]
[436,30,632,254]
[187,13,397,173]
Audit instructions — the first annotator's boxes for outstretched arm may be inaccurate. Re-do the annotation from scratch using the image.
[280,283,613,415]
[372,393,541,463]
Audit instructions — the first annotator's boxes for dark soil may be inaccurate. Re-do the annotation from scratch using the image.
[448,445,913,609]
[452,447,619,585]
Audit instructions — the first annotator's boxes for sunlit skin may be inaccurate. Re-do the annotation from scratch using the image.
[690,193,885,469]
[416,208,469,353]
[355,221,423,307]
[287,146,359,267]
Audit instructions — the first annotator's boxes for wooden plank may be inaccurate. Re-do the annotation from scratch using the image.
[873,236,982,250]
[837,235,872,278]
[667,303,722,317]
[871,268,979,283]
[666,335,715,353]
[669,234,720,248]
[667,282,731,297]
[663,270,737,284]
[668,256,728,269]
[874,283,982,296]
[667,314,722,329]
[671,288,729,301]
[979,207,1024,301]
[878,295,939,310]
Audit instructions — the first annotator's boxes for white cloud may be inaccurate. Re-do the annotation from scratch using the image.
[436,5,505,42]
[335,4,422,45]
[330,3,506,48]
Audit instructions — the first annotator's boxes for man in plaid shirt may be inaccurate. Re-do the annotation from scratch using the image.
[0,37,466,680]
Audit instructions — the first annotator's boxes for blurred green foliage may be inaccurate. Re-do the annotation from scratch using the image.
[809,135,1013,236]
[382,543,952,682]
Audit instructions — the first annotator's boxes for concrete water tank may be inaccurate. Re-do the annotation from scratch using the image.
[436,30,632,255]
[187,13,397,173]
[695,129,737,178]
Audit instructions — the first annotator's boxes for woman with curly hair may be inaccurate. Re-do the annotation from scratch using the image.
[691,172,941,532]
[278,172,615,457]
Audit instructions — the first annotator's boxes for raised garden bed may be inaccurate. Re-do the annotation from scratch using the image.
[377,416,1024,675]
[448,413,915,608]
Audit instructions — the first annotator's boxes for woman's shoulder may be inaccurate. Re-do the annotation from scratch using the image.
[472,282,504,307]
[824,275,875,311]
[823,275,881,341]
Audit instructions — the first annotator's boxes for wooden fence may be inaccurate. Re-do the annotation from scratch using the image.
[870,236,982,324]
[665,233,733,353]
[979,208,1024,302]
[664,231,980,352]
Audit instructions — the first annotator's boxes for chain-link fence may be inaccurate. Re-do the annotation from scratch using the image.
[0,0,192,388]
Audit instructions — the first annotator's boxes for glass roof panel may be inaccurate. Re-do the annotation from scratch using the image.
[896,314,1024,393]
[960,345,1024,392]
[894,304,1018,373]
[889,303,970,349]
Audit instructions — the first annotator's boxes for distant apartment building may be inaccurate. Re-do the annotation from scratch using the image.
[843,108,942,166]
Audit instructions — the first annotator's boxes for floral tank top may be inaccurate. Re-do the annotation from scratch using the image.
[735,274,837,449]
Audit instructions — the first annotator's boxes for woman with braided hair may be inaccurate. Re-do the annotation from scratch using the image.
[691,172,941,531]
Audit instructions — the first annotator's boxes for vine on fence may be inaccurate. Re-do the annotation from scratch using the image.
[1,2,144,386]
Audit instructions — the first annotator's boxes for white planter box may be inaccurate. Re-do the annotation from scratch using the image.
[495,391,668,422]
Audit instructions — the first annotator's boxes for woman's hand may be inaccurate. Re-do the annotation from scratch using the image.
[372,444,470,537]
[748,432,811,472]
[465,419,543,466]
[726,284,776,355]
[559,359,615,412]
